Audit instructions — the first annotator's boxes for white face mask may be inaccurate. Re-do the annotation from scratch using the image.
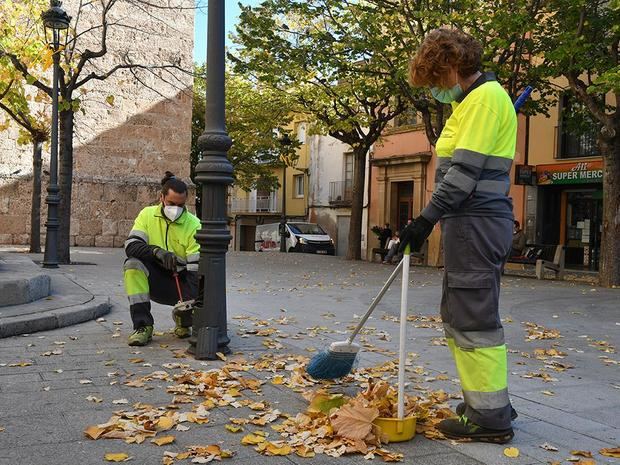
[163,205,184,222]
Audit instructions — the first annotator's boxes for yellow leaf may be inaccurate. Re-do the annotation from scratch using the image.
[308,393,347,414]
[570,450,593,458]
[272,375,285,385]
[295,445,315,458]
[105,95,115,106]
[151,435,175,446]
[216,352,227,361]
[156,416,175,431]
[225,424,243,433]
[84,425,106,440]
[600,448,620,458]
[263,442,292,456]
[104,452,130,462]
[241,433,267,445]
[504,447,520,458]
[330,402,379,440]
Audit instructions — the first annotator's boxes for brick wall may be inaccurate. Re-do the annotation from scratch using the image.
[0,0,195,248]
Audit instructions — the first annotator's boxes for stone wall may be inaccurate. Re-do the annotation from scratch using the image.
[0,0,195,248]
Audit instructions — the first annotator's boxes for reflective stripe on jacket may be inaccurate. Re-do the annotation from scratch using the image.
[421,72,517,223]
[124,205,200,270]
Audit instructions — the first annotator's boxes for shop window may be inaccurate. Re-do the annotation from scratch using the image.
[557,93,598,159]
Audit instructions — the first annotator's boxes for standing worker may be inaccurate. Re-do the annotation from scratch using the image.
[400,29,517,443]
[123,172,201,346]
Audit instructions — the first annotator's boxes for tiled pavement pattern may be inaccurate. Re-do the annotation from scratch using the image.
[0,248,618,465]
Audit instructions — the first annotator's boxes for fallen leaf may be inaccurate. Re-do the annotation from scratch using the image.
[225,424,243,433]
[570,450,593,458]
[79,379,93,385]
[176,424,190,432]
[539,442,559,451]
[542,390,555,396]
[503,447,520,458]
[156,416,175,431]
[86,396,103,403]
[151,435,175,446]
[308,392,348,414]
[112,399,129,405]
[330,402,379,440]
[8,362,32,367]
[104,452,130,462]
[84,425,107,440]
[600,447,620,458]
[241,433,267,445]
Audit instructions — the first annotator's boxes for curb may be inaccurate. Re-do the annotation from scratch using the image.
[0,296,111,338]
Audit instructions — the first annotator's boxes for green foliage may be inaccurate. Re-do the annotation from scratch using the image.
[191,64,296,191]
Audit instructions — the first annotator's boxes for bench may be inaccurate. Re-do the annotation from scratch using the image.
[507,244,565,280]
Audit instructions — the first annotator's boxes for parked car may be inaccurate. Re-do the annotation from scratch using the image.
[255,222,335,255]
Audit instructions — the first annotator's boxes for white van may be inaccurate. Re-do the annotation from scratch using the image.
[255,222,335,255]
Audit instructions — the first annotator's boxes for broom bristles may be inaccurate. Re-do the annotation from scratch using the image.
[306,348,358,380]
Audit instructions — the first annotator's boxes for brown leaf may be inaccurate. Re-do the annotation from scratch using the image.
[600,447,620,458]
[84,425,106,440]
[330,402,379,440]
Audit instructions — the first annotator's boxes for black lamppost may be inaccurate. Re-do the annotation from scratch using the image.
[41,0,70,269]
[279,133,292,253]
[188,0,233,359]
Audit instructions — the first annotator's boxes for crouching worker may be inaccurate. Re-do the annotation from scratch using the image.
[123,171,201,346]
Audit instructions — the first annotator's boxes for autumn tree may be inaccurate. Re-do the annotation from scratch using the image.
[0,80,50,253]
[1,0,193,264]
[191,64,296,202]
[233,0,408,260]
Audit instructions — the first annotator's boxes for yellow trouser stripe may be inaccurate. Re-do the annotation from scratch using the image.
[447,338,507,392]
[124,268,149,297]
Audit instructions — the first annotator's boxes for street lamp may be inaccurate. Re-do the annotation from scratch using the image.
[188,0,233,359]
[279,133,292,253]
[41,0,70,269]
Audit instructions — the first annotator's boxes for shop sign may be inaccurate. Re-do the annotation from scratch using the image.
[536,161,603,185]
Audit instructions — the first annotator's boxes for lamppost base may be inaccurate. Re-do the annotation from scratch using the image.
[41,262,59,269]
[187,327,231,360]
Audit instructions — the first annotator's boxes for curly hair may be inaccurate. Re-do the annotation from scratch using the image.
[409,29,483,88]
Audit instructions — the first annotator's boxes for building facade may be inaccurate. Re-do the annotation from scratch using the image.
[520,90,603,270]
[229,120,310,251]
[0,0,195,248]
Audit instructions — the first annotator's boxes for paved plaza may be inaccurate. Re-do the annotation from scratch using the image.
[0,248,618,464]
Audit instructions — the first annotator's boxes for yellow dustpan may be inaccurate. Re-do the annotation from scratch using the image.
[373,244,416,442]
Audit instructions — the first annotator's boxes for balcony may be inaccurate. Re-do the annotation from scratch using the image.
[329,180,352,206]
[230,195,280,214]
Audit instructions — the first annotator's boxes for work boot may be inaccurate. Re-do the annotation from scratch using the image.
[173,314,191,339]
[456,402,518,421]
[128,326,153,346]
[437,415,514,444]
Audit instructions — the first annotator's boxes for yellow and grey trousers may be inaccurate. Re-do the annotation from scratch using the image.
[123,257,199,329]
[440,215,514,430]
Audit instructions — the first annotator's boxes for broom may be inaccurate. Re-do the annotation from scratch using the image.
[306,249,408,380]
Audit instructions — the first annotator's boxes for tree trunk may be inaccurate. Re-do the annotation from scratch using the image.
[346,147,367,260]
[29,139,43,253]
[58,109,74,264]
[599,131,620,287]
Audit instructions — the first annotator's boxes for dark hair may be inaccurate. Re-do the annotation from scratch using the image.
[409,28,483,87]
[514,220,520,228]
[161,171,188,196]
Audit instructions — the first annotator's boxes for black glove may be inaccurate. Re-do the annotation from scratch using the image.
[399,216,434,253]
[153,247,177,272]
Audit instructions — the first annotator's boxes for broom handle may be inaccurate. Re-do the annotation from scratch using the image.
[173,272,184,301]
[398,245,411,420]
[346,258,404,344]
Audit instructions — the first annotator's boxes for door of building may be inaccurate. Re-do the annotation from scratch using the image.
[565,189,602,270]
[337,216,350,256]
[393,181,413,231]
[239,225,257,251]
